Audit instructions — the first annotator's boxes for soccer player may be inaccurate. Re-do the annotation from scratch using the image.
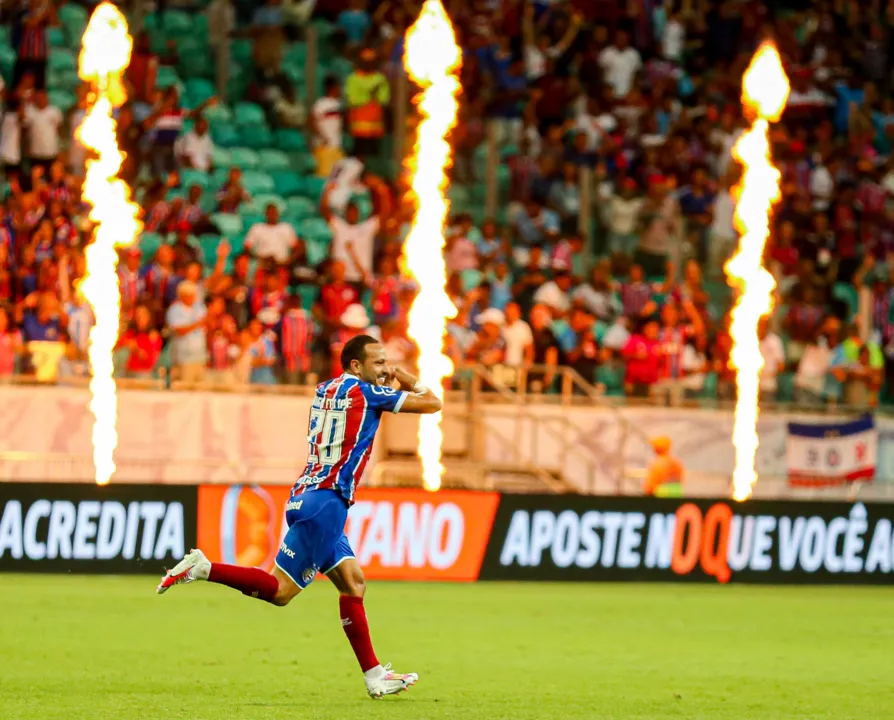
[156,335,442,698]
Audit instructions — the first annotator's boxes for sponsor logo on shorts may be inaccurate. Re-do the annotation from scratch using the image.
[279,542,296,559]
[285,500,304,512]
[302,567,317,584]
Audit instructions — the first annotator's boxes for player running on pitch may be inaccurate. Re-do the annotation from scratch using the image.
[156,335,442,698]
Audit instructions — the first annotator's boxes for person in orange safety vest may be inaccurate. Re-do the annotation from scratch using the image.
[345,48,390,159]
[643,435,684,497]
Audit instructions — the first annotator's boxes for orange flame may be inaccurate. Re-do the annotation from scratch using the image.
[402,0,461,491]
[726,42,790,502]
[77,3,141,485]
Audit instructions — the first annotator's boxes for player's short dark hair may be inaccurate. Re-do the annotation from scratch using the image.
[341,334,380,369]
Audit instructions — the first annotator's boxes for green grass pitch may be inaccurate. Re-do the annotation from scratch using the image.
[1,576,891,719]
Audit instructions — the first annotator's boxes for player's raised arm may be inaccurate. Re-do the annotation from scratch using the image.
[388,365,443,414]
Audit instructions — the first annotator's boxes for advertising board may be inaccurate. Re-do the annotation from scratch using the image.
[0,483,197,573]
[480,495,894,584]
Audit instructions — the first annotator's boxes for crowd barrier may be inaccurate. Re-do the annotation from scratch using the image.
[2,484,893,584]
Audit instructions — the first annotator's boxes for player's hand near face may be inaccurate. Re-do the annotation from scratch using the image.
[388,365,418,392]
[387,365,443,414]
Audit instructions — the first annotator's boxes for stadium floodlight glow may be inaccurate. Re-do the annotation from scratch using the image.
[402,0,461,492]
[77,2,142,485]
[725,42,790,502]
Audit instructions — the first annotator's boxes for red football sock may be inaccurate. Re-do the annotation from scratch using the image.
[339,595,380,672]
[208,563,279,603]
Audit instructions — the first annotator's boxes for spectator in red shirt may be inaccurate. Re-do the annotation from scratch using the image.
[280,295,315,385]
[118,304,162,378]
[0,306,22,376]
[319,260,360,334]
[623,319,660,397]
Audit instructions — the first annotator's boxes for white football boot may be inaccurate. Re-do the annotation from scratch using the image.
[156,549,211,594]
[365,663,419,699]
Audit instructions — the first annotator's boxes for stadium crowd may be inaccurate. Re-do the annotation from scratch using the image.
[1,0,893,409]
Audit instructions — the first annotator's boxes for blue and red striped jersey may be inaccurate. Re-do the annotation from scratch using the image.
[293,374,408,504]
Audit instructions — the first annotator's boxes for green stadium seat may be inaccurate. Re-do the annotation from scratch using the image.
[0,27,9,47]
[58,3,88,28]
[163,10,194,35]
[595,365,625,397]
[149,30,169,56]
[179,50,214,80]
[297,285,319,310]
[180,168,211,190]
[301,176,327,202]
[240,125,274,150]
[288,150,317,174]
[139,232,164,258]
[210,122,241,148]
[211,213,243,236]
[240,212,265,230]
[48,90,76,112]
[701,372,718,399]
[328,56,354,80]
[199,234,223,266]
[228,233,246,255]
[833,282,859,320]
[156,65,181,89]
[305,238,330,265]
[211,167,231,187]
[258,149,290,171]
[230,147,261,170]
[777,372,795,403]
[204,102,234,124]
[211,147,233,168]
[185,78,216,106]
[226,74,250,103]
[165,187,188,203]
[234,102,266,126]
[230,39,253,66]
[191,14,210,40]
[253,193,287,212]
[241,170,275,194]
[299,217,332,243]
[48,27,66,48]
[199,192,217,214]
[275,172,306,198]
[275,128,308,152]
[48,49,76,73]
[285,195,316,221]
[461,269,483,292]
[49,68,80,92]
[284,42,308,66]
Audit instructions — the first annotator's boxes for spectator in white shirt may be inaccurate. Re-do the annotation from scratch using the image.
[24,90,62,171]
[759,318,786,401]
[325,200,380,284]
[502,301,534,369]
[598,31,642,98]
[178,116,214,172]
[311,75,344,177]
[522,5,582,82]
[0,101,23,175]
[810,157,834,210]
[607,178,645,257]
[533,269,573,314]
[243,204,300,265]
[166,281,208,385]
[661,12,685,63]
[795,319,840,405]
[708,177,736,274]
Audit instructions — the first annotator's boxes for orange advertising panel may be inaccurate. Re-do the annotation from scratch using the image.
[197,486,500,582]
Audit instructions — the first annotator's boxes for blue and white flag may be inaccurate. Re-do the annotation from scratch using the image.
[787,415,877,487]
